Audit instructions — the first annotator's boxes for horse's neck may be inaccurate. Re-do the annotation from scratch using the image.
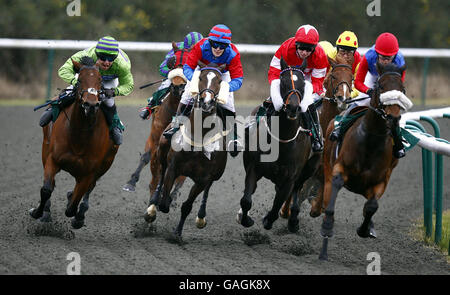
[320,100,339,131]
[360,108,388,140]
[68,102,99,146]
[189,108,215,138]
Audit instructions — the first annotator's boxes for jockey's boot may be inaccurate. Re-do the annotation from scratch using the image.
[39,108,53,127]
[391,124,406,159]
[101,104,123,145]
[163,102,189,140]
[306,104,323,153]
[39,88,76,127]
[139,106,151,120]
[329,104,355,142]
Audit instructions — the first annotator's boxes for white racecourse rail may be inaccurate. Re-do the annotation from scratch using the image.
[400,107,450,157]
[1,38,450,57]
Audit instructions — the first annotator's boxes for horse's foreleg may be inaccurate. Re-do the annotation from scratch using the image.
[319,171,344,261]
[71,186,94,229]
[357,183,384,238]
[174,182,207,238]
[237,165,260,228]
[123,150,151,192]
[158,159,177,214]
[263,183,294,230]
[196,182,213,229]
[287,190,300,233]
[65,176,94,218]
[30,156,60,219]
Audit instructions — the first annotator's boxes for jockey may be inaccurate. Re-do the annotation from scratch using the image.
[139,32,204,120]
[39,36,134,145]
[329,32,407,158]
[268,24,328,152]
[319,30,362,98]
[162,24,244,157]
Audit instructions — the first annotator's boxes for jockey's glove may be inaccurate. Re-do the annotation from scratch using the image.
[103,88,116,98]
[366,88,375,98]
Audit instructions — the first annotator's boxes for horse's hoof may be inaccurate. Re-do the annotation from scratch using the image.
[39,211,52,223]
[65,206,77,218]
[236,211,254,228]
[71,218,84,229]
[122,183,135,192]
[158,203,170,214]
[357,226,371,238]
[369,228,377,238]
[29,208,42,219]
[262,216,273,230]
[287,219,299,233]
[144,205,157,223]
[279,208,290,219]
[310,210,321,218]
[195,217,207,229]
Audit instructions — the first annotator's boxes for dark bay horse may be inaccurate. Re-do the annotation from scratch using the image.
[123,42,187,194]
[317,62,410,260]
[30,56,119,229]
[144,63,229,239]
[237,58,318,233]
[288,54,354,218]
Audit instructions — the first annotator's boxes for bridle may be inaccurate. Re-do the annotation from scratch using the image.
[326,64,353,104]
[197,67,222,104]
[280,67,304,112]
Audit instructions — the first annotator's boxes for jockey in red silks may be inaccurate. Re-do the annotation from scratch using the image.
[330,32,407,158]
[162,24,244,157]
[268,24,329,152]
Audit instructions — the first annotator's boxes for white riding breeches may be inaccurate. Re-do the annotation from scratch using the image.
[181,68,235,113]
[352,72,377,107]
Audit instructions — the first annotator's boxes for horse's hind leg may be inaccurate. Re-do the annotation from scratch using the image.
[30,156,60,219]
[287,190,300,233]
[196,182,213,229]
[263,183,294,230]
[174,182,207,238]
[170,176,186,204]
[71,187,94,229]
[123,150,151,192]
[65,176,94,218]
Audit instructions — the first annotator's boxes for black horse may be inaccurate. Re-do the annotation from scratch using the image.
[237,57,320,232]
[144,63,229,239]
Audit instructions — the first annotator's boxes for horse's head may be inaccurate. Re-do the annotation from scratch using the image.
[279,57,305,120]
[72,57,102,118]
[325,55,353,111]
[167,42,189,97]
[195,61,226,114]
[373,62,410,118]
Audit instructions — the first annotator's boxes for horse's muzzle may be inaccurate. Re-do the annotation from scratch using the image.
[82,101,100,116]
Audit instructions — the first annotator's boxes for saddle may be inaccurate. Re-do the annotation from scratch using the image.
[333,106,368,138]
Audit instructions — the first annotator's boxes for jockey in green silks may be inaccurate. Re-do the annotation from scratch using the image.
[39,36,134,145]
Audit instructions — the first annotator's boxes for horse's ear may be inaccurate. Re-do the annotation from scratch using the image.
[72,59,82,73]
[327,56,337,68]
[198,60,207,68]
[280,56,288,70]
[375,60,384,75]
[167,56,176,70]
[172,41,178,51]
[218,63,227,72]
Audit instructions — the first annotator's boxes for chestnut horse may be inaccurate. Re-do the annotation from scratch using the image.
[282,54,354,217]
[123,42,187,195]
[317,62,409,260]
[144,63,229,239]
[30,56,119,229]
[237,58,319,233]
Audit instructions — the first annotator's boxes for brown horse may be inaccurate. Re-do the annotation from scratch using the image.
[30,56,119,229]
[237,58,319,233]
[144,62,229,239]
[317,62,409,260]
[123,42,187,195]
[280,54,354,219]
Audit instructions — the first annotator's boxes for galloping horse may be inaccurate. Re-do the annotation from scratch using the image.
[144,62,229,238]
[237,58,318,233]
[285,54,354,217]
[30,56,119,229]
[123,42,187,194]
[317,62,410,260]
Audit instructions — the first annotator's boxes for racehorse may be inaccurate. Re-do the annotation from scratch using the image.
[30,56,119,229]
[144,62,229,239]
[282,54,354,218]
[317,62,410,260]
[237,57,319,233]
[123,42,187,195]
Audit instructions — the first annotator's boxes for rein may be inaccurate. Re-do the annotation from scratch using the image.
[280,67,304,109]
[261,116,310,143]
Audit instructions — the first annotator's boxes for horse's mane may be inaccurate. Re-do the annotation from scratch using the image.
[80,56,95,67]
